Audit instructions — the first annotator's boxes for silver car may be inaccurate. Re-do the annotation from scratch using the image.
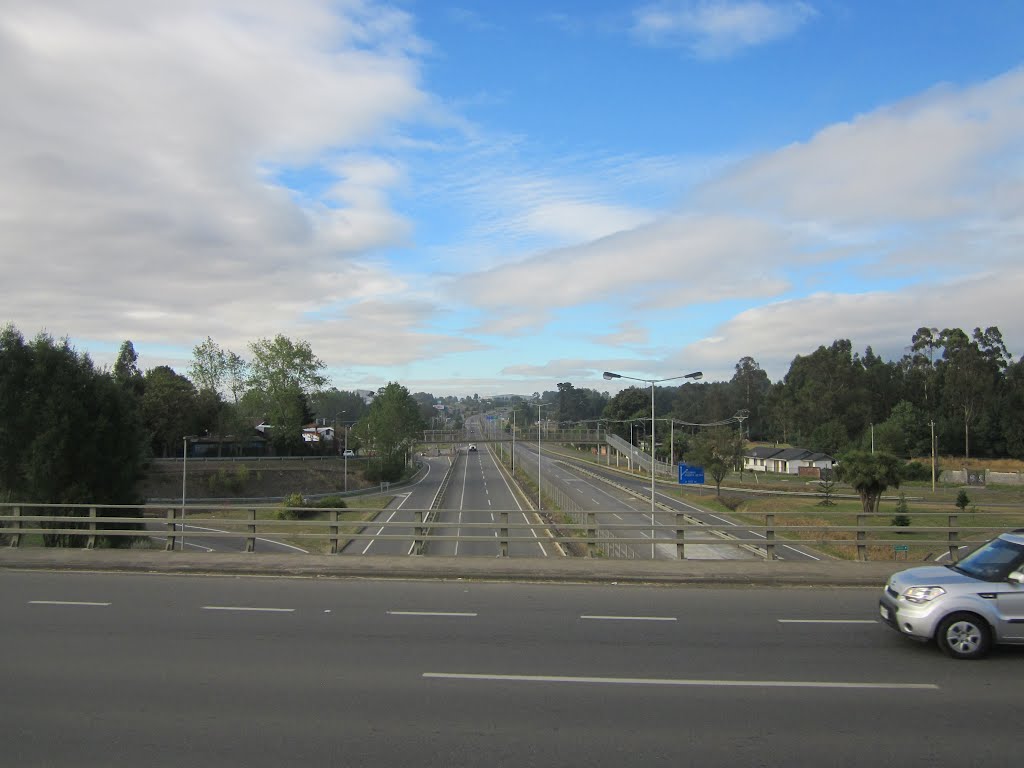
[879,531,1024,659]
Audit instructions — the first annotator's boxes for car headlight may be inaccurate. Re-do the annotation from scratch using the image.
[902,586,946,604]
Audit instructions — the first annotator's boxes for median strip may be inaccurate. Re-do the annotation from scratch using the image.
[422,672,938,690]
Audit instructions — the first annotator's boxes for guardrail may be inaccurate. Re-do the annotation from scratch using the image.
[3,503,1021,561]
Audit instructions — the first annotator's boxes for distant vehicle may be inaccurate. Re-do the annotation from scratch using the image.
[343,449,355,457]
[879,531,1024,659]
[468,444,477,452]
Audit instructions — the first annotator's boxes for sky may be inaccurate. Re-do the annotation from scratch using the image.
[2,0,1023,398]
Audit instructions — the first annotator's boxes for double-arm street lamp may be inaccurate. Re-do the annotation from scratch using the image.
[603,369,703,558]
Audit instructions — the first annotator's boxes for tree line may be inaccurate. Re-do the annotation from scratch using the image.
[2,322,1019,516]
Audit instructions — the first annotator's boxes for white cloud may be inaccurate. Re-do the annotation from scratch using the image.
[632,0,816,58]
[0,0,433,354]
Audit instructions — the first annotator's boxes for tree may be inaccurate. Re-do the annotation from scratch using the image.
[113,339,144,396]
[0,326,147,545]
[355,382,425,481]
[955,489,970,512]
[246,335,327,455]
[684,427,745,496]
[188,336,227,394]
[817,470,837,507]
[891,492,910,527]
[142,366,202,458]
[835,451,903,515]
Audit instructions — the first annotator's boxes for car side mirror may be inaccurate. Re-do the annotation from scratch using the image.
[1008,571,1024,585]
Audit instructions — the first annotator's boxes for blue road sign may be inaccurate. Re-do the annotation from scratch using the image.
[678,463,705,484]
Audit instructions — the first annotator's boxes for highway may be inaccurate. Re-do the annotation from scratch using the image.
[4,570,1022,767]
[426,444,551,557]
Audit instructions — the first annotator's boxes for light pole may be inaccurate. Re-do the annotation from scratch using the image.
[181,437,187,551]
[604,369,703,558]
[536,403,544,512]
[334,412,350,492]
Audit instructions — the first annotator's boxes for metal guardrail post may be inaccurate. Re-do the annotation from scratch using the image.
[165,508,176,551]
[587,511,596,558]
[948,514,959,561]
[330,510,339,554]
[676,512,685,560]
[414,509,424,555]
[245,509,256,552]
[10,506,21,548]
[500,511,509,557]
[857,514,867,561]
[765,513,775,560]
[86,506,97,549]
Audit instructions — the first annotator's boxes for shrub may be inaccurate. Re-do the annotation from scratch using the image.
[891,492,910,527]
[901,461,931,482]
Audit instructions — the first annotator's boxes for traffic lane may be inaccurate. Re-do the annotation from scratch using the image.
[7,572,1024,681]
[565,458,822,561]
[480,446,549,558]
[427,448,500,557]
[5,574,1024,768]
[538,456,752,560]
[342,456,448,555]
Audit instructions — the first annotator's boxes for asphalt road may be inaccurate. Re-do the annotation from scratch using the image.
[426,445,551,558]
[4,570,1022,768]
[546,448,823,561]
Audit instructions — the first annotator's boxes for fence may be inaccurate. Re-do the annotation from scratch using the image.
[3,502,1020,562]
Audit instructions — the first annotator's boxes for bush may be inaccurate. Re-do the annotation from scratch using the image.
[901,461,931,482]
[276,492,314,520]
[364,457,405,483]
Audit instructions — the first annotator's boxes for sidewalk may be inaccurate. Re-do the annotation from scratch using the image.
[0,548,905,587]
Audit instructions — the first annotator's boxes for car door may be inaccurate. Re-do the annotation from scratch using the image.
[993,577,1024,640]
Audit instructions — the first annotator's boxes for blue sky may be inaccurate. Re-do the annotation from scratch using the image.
[2,1,1023,397]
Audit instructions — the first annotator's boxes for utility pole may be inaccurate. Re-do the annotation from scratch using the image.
[930,420,937,493]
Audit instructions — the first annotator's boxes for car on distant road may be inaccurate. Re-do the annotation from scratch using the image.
[468,444,477,452]
[343,449,355,457]
[879,530,1024,659]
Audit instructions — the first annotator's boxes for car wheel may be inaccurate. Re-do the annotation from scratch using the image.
[935,612,992,660]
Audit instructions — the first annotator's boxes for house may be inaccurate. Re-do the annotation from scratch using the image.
[302,424,335,443]
[744,446,835,478]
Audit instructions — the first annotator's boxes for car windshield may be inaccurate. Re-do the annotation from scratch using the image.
[952,537,1024,582]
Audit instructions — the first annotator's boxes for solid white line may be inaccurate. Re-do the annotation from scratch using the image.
[202,606,295,613]
[422,672,938,690]
[29,600,111,607]
[363,506,403,555]
[387,611,478,617]
[581,615,677,622]
[185,524,310,554]
[778,619,877,624]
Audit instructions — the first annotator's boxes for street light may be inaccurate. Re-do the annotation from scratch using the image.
[536,401,547,510]
[604,369,703,558]
[334,412,350,492]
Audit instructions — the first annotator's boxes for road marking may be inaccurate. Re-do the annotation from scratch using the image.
[29,600,111,607]
[778,619,877,624]
[202,606,295,613]
[387,611,478,617]
[422,672,938,690]
[184,524,310,554]
[581,615,677,622]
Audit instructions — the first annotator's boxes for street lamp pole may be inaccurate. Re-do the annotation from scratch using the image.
[604,370,702,559]
[536,403,544,512]
[181,437,187,551]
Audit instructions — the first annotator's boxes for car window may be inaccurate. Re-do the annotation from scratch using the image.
[954,538,1024,581]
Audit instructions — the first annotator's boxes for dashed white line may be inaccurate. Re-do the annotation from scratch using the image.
[29,600,111,607]
[581,615,677,622]
[387,611,478,617]
[778,619,877,624]
[202,606,295,613]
